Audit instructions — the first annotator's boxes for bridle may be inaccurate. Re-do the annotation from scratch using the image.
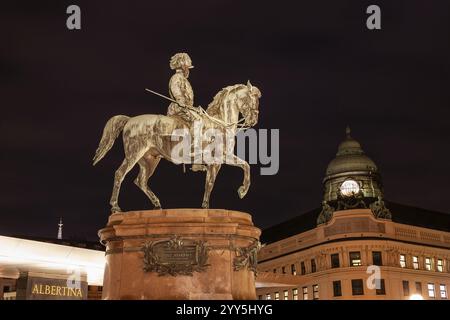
[193,86,258,132]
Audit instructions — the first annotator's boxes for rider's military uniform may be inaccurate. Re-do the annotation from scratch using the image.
[166,53,196,122]
[167,71,194,122]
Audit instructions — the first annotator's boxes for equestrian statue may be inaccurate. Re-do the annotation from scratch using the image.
[93,53,261,212]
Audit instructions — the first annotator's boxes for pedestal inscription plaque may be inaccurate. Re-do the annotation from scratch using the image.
[143,236,209,276]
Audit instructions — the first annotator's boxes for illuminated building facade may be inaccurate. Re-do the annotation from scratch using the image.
[0,236,105,300]
[256,129,450,300]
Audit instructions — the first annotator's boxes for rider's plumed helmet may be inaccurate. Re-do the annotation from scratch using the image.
[170,53,194,70]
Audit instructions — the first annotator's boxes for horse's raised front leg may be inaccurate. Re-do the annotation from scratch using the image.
[110,158,138,213]
[134,155,162,209]
[202,164,221,209]
[225,154,250,199]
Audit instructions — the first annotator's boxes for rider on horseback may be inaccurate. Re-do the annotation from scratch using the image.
[167,52,200,122]
[167,52,205,171]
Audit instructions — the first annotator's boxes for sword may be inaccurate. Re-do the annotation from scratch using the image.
[145,88,245,128]
[145,88,198,112]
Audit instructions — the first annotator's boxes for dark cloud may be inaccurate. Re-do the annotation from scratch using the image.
[1,0,449,240]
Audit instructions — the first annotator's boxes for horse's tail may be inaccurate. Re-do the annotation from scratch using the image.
[93,115,130,166]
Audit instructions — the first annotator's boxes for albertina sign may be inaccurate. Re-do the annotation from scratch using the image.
[25,276,87,300]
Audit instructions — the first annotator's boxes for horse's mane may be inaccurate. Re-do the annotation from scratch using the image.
[206,84,246,116]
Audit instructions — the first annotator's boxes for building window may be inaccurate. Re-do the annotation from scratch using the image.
[311,259,317,273]
[274,292,280,300]
[273,268,276,273]
[437,259,443,272]
[283,290,289,300]
[412,256,419,270]
[439,285,447,299]
[425,257,432,271]
[399,254,406,268]
[376,279,386,295]
[266,293,271,300]
[312,284,319,300]
[331,253,340,268]
[349,252,362,266]
[302,287,308,300]
[292,288,298,300]
[291,264,297,275]
[301,261,306,275]
[4,285,11,293]
[258,295,262,300]
[372,251,382,266]
[402,281,410,296]
[351,279,364,295]
[333,281,342,297]
[282,266,286,274]
[428,283,435,298]
[415,282,422,295]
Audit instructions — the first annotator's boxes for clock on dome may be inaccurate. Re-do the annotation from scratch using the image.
[339,179,360,197]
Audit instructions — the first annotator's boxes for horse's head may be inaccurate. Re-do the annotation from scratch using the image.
[206,81,261,128]
[238,81,261,127]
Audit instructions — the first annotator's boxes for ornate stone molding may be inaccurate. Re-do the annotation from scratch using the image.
[233,241,262,274]
[370,196,392,219]
[317,201,334,225]
[336,189,367,211]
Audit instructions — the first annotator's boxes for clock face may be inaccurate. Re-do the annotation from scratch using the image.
[340,180,360,197]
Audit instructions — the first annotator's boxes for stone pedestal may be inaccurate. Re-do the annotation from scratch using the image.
[98,208,261,300]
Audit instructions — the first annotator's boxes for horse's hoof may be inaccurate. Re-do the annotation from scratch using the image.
[111,206,122,213]
[154,206,162,210]
[238,186,248,199]
[202,202,209,209]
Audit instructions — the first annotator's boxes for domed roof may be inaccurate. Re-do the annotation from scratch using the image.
[325,127,378,176]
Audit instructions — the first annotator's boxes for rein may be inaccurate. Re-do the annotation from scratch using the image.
[196,106,245,129]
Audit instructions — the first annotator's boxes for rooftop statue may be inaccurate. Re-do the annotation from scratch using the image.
[93,53,261,212]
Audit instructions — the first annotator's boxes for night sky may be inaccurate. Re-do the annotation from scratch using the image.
[1,1,449,241]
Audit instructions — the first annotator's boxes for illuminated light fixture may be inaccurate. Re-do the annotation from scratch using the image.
[0,236,105,285]
[340,179,360,197]
[409,294,424,300]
